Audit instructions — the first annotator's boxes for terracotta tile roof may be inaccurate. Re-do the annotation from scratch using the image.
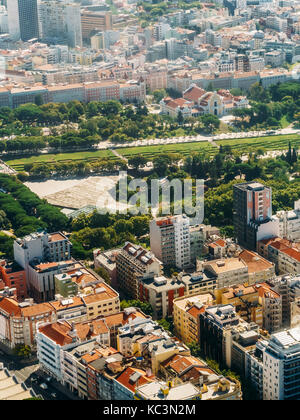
[38,322,73,346]
[21,302,54,317]
[161,354,208,375]
[208,239,226,248]
[239,249,273,273]
[183,85,206,102]
[187,305,205,318]
[49,297,84,311]
[82,286,118,305]
[223,284,256,300]
[281,247,300,263]
[103,310,147,328]
[258,237,282,246]
[215,239,226,247]
[38,318,109,346]
[181,366,214,382]
[254,283,281,299]
[48,233,67,242]
[0,298,21,317]
[115,367,154,392]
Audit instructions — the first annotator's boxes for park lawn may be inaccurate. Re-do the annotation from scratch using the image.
[5,133,300,172]
[216,134,300,153]
[116,141,217,159]
[5,149,116,171]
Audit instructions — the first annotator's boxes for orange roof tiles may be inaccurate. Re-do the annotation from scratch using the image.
[115,367,154,392]
[239,249,273,273]
[183,85,206,102]
[254,283,280,300]
[38,318,109,346]
[49,297,84,311]
[0,298,21,317]
[187,305,205,318]
[48,233,67,242]
[281,247,300,262]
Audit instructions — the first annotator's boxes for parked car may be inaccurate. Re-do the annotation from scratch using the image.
[40,383,48,390]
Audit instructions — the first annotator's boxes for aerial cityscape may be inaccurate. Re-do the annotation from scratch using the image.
[0,0,300,404]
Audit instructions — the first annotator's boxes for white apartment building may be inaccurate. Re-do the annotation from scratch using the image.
[150,215,191,270]
[36,319,110,382]
[38,1,82,47]
[262,327,300,400]
[14,231,72,271]
[273,200,300,242]
[7,0,20,40]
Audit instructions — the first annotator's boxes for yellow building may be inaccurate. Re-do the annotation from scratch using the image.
[82,282,120,320]
[173,293,214,344]
[214,283,263,327]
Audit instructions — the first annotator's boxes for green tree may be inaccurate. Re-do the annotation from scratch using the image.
[120,299,153,316]
[153,89,167,103]
[14,344,32,359]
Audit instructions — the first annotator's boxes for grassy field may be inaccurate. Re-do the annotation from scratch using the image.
[216,134,300,153]
[116,141,216,159]
[5,149,116,171]
[4,133,300,172]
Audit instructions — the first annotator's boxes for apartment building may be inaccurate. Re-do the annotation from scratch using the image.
[0,297,56,349]
[116,242,162,299]
[233,182,277,250]
[62,341,121,399]
[60,323,111,395]
[258,237,300,276]
[8,0,39,41]
[173,293,214,344]
[38,1,82,48]
[180,270,218,295]
[272,200,300,241]
[101,307,148,349]
[199,305,247,367]
[150,215,191,269]
[268,274,300,328]
[261,327,300,400]
[190,224,220,261]
[27,259,78,303]
[84,346,123,400]
[203,258,248,289]
[238,249,275,284]
[137,275,185,320]
[14,231,72,271]
[81,10,112,42]
[93,248,121,289]
[82,282,120,321]
[256,283,282,333]
[117,317,167,358]
[120,80,146,103]
[54,273,78,299]
[0,260,27,301]
[36,318,112,382]
[48,297,87,324]
[0,80,146,109]
[215,284,263,328]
